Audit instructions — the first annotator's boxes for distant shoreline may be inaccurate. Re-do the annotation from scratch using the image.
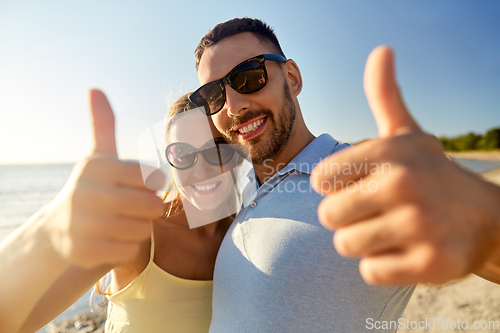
[447,150,500,161]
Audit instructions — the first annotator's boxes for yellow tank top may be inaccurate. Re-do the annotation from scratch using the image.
[105,234,213,333]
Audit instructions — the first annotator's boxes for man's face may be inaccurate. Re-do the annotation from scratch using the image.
[197,32,296,165]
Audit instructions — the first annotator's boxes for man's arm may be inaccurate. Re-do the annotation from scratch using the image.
[476,262,500,285]
[310,46,500,286]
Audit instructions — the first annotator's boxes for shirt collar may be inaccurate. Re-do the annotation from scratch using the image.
[247,134,346,189]
[275,134,342,176]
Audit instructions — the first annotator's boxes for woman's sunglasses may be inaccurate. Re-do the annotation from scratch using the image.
[165,138,236,170]
[189,54,287,116]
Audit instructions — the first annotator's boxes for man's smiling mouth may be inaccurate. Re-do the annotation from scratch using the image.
[233,116,267,140]
[237,118,264,134]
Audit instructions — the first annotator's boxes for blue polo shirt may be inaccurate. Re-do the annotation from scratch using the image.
[209,134,414,333]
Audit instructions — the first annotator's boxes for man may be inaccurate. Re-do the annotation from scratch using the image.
[191,18,414,332]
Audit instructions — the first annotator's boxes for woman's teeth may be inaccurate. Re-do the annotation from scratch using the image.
[238,119,264,134]
[193,183,218,192]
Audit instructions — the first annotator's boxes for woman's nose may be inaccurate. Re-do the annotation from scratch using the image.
[190,152,222,182]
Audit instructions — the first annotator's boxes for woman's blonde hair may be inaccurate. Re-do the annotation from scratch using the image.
[161,93,201,217]
[94,93,197,296]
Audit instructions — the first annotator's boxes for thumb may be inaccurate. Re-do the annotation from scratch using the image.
[89,89,118,157]
[364,46,421,138]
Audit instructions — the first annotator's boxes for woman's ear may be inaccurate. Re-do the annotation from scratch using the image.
[283,59,302,97]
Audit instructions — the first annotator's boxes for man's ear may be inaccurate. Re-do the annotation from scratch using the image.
[283,59,302,97]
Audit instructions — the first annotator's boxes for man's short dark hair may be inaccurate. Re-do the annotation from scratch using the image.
[195,17,285,71]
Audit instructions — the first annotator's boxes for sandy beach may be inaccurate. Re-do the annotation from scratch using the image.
[447,151,500,161]
[399,152,500,332]
[398,276,500,332]
[482,167,500,185]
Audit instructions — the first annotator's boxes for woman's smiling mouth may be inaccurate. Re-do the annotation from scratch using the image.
[191,181,221,195]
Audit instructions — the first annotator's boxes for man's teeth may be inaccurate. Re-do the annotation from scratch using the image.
[193,183,217,191]
[238,119,264,134]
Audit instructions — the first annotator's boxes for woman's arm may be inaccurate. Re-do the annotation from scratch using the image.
[0,208,69,333]
[0,90,165,332]
[0,160,160,333]
[17,264,113,333]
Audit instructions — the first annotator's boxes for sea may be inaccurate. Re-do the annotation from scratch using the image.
[1,159,500,331]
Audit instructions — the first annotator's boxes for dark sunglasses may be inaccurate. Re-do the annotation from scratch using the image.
[165,137,235,170]
[189,54,287,116]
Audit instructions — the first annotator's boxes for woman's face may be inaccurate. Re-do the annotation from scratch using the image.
[168,110,236,212]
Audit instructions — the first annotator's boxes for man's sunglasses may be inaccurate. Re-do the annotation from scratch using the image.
[165,137,235,170]
[189,54,287,116]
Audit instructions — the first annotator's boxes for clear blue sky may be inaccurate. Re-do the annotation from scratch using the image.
[1,0,499,164]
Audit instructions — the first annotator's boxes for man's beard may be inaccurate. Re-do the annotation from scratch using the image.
[223,82,297,165]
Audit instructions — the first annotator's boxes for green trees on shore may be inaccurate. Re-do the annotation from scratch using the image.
[439,128,500,151]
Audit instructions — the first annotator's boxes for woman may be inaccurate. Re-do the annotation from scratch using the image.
[0,92,249,333]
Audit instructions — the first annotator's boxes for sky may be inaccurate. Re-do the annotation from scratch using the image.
[1,0,499,164]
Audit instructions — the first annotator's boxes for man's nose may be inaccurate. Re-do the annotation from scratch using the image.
[225,85,251,117]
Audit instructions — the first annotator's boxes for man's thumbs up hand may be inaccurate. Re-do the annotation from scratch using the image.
[311,47,500,285]
[364,46,420,137]
[44,90,165,268]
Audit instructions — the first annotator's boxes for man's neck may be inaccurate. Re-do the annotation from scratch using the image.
[254,127,315,184]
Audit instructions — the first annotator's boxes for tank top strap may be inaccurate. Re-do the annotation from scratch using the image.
[150,225,155,261]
